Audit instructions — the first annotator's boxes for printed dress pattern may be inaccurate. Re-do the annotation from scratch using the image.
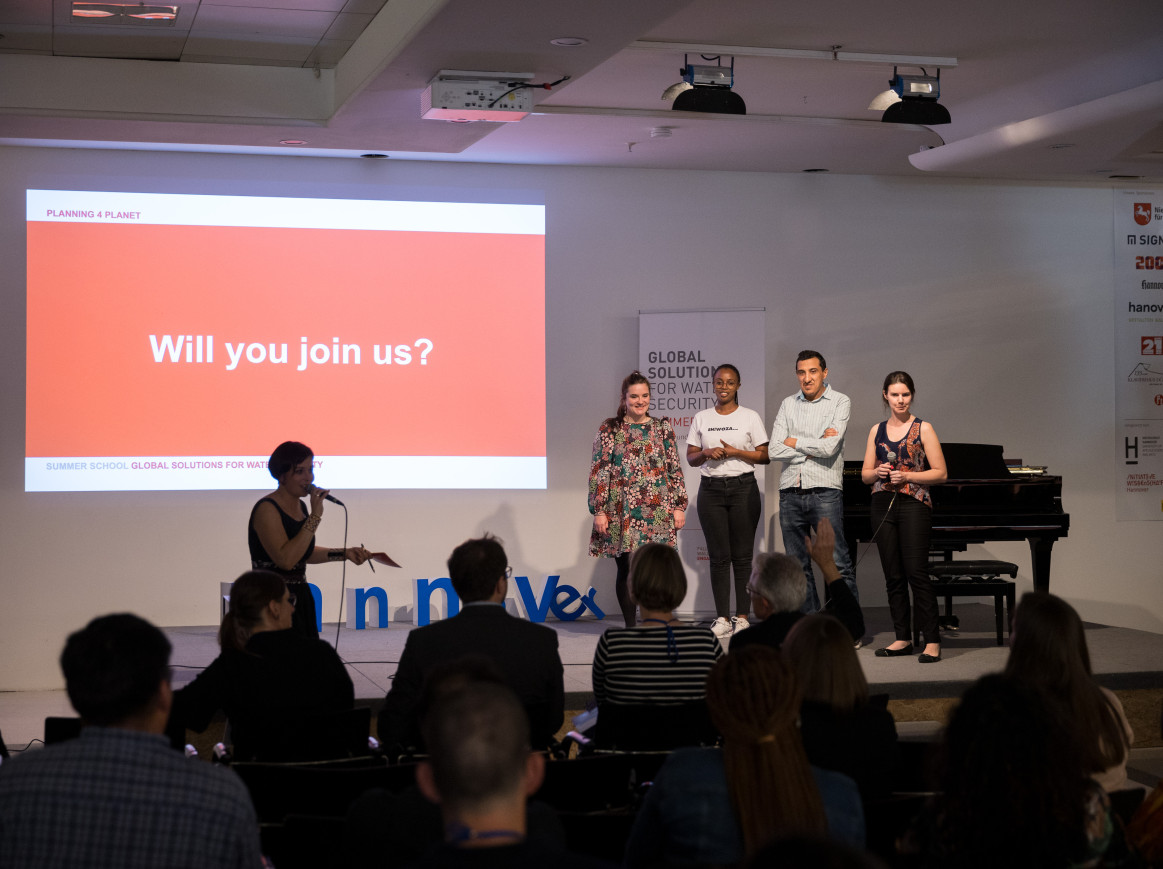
[588,417,689,557]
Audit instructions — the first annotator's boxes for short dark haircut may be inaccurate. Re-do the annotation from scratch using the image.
[795,350,826,370]
[61,613,172,726]
[447,534,507,603]
[421,680,531,812]
[268,440,313,481]
[629,543,687,611]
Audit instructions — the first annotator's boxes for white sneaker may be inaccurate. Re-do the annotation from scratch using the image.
[732,615,750,634]
[711,617,733,638]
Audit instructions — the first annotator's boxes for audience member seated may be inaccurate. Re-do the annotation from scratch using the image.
[591,542,722,748]
[1126,698,1163,864]
[624,646,864,868]
[0,613,262,869]
[905,673,1137,868]
[342,659,566,867]
[377,534,564,755]
[730,517,863,652]
[169,569,355,761]
[782,614,898,799]
[409,679,615,869]
[1004,591,1133,792]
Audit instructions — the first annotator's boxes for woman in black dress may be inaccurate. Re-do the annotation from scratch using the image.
[249,441,369,637]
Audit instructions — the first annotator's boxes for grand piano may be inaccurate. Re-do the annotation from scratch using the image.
[841,443,1070,592]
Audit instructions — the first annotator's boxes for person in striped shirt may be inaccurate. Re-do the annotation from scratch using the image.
[592,543,722,710]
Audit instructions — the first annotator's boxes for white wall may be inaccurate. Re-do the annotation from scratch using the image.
[1,146,1158,690]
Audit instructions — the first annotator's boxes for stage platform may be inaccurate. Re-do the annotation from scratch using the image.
[4,604,1162,776]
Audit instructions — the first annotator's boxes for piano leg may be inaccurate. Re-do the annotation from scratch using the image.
[1027,536,1057,593]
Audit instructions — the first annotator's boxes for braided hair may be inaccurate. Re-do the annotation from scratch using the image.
[706,646,827,856]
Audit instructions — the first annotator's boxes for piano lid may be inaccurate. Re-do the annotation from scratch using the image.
[941,443,1010,479]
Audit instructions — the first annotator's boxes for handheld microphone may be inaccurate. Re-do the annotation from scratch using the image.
[311,485,345,506]
[883,450,897,483]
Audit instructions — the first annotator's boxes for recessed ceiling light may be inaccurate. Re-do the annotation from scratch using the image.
[550,37,588,47]
[72,3,179,24]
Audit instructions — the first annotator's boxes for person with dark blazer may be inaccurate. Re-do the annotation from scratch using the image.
[376,534,565,754]
[730,517,864,653]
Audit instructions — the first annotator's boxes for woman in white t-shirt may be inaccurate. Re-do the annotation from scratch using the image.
[686,364,769,639]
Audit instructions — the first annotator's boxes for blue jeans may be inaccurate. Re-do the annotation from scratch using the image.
[696,473,762,619]
[779,487,859,613]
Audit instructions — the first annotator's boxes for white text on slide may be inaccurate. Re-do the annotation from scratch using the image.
[149,335,435,370]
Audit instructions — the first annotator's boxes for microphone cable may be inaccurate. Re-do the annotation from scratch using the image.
[333,502,349,652]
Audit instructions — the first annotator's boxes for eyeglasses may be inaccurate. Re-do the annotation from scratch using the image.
[287,593,297,606]
[745,583,760,597]
[504,566,513,579]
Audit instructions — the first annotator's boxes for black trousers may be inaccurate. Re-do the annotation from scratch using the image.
[696,473,762,619]
[871,491,937,645]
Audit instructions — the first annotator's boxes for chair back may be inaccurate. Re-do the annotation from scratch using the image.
[594,700,717,751]
[245,706,372,763]
[232,755,413,823]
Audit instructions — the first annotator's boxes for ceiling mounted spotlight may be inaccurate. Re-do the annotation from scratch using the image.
[879,66,950,125]
[662,54,746,115]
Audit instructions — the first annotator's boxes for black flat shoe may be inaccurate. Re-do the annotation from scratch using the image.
[874,644,914,657]
[918,653,942,663]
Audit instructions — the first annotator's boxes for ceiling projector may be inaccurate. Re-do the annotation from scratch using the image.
[421,70,534,122]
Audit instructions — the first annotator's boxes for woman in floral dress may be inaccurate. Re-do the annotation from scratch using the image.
[589,370,689,626]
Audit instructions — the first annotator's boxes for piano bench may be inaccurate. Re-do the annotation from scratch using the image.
[921,561,1019,647]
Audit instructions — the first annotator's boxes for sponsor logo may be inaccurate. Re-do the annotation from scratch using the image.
[1136,203,1153,226]
[1128,363,1163,385]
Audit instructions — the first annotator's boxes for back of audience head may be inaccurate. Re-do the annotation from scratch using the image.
[1004,590,1127,772]
[61,612,172,728]
[706,646,826,854]
[415,655,507,738]
[936,673,1088,867]
[447,534,507,603]
[629,542,687,612]
[219,569,289,653]
[782,615,869,714]
[749,552,807,615]
[1006,590,1093,685]
[418,679,539,818]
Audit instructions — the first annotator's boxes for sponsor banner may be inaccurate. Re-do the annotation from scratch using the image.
[1114,190,1163,519]
[639,309,766,612]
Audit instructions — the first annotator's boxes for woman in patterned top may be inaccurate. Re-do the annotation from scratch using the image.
[589,371,689,626]
[860,371,947,663]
